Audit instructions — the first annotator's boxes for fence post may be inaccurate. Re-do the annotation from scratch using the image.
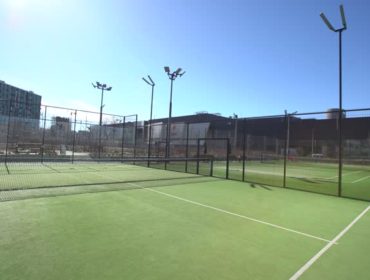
[185,123,189,173]
[147,120,151,167]
[71,110,77,164]
[164,123,168,170]
[5,99,12,166]
[121,116,125,162]
[242,119,246,182]
[98,117,102,161]
[283,111,289,187]
[234,116,238,150]
[134,114,137,162]
[226,138,230,179]
[41,106,47,163]
[196,138,200,174]
[338,109,343,197]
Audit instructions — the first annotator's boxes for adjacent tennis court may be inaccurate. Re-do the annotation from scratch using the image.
[225,159,370,200]
[1,162,369,280]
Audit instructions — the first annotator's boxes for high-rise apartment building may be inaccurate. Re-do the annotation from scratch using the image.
[0,80,42,120]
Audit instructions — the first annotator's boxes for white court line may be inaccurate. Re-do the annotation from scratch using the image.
[127,183,332,243]
[289,205,370,280]
[325,170,362,180]
[222,166,334,181]
[77,172,333,243]
[352,175,370,184]
[225,166,364,182]
[217,167,297,178]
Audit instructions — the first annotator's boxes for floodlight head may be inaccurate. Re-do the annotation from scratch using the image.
[175,68,182,75]
[103,84,107,88]
[107,87,112,91]
[164,66,170,73]
[148,75,155,85]
[96,81,101,87]
[179,71,186,77]
[320,13,336,31]
[92,82,97,88]
[340,5,347,29]
[142,77,151,85]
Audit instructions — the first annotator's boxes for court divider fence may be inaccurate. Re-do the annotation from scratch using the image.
[0,99,369,201]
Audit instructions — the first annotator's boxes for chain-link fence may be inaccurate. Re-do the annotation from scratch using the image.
[222,110,370,201]
[141,110,370,201]
[1,99,369,201]
[0,101,137,164]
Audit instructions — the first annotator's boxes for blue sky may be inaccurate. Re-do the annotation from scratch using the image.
[0,0,369,120]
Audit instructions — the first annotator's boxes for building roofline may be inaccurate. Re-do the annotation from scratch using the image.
[0,80,42,98]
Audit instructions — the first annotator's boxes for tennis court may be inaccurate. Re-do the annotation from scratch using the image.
[1,161,369,279]
[225,159,370,200]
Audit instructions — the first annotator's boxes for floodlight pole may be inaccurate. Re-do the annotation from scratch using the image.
[99,87,104,126]
[338,29,343,197]
[164,67,185,159]
[320,5,347,197]
[167,77,174,158]
[92,82,112,160]
[142,76,155,166]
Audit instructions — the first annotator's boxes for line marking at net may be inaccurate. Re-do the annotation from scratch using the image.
[128,183,333,243]
[289,205,370,280]
[352,175,370,184]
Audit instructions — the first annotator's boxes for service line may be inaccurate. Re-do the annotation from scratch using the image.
[129,183,333,243]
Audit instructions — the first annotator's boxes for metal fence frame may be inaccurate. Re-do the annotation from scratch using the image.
[1,100,370,201]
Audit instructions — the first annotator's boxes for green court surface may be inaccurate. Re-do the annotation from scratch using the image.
[0,163,369,279]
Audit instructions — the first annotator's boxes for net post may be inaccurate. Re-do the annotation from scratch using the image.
[196,138,200,174]
[226,138,230,179]
[71,110,77,164]
[242,119,246,181]
[210,158,214,177]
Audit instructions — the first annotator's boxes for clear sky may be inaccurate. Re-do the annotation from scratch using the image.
[1,0,369,120]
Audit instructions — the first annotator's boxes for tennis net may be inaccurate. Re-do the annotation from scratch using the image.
[0,157,216,202]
